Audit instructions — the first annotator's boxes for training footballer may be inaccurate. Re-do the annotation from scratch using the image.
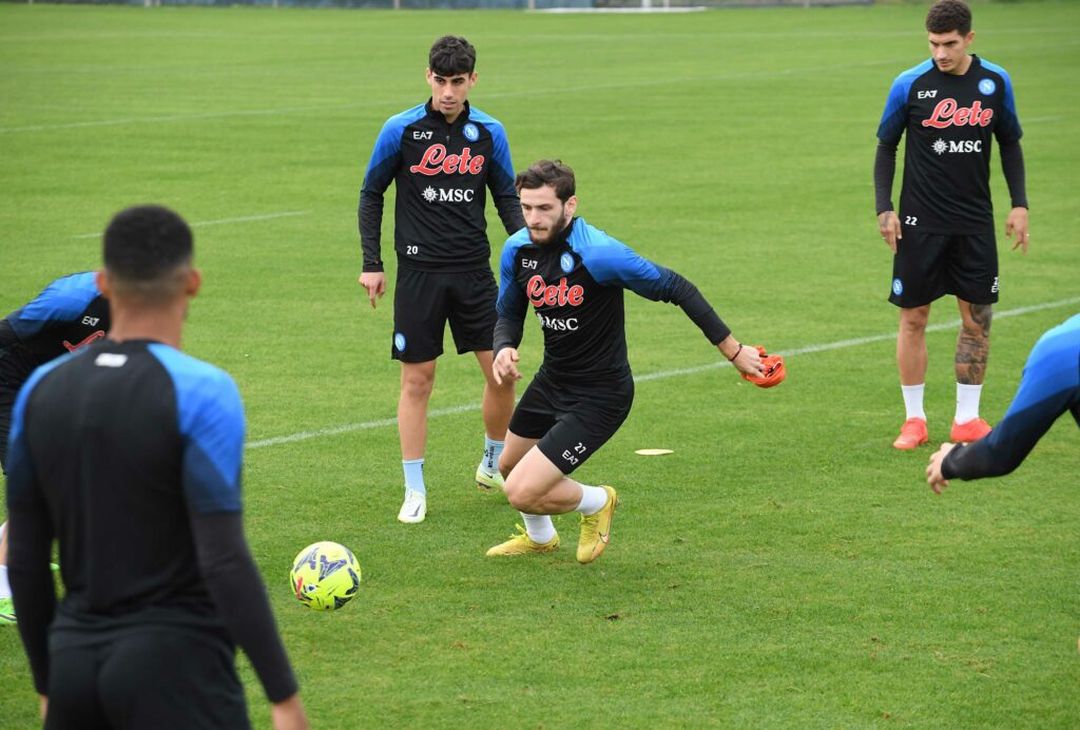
[875,0,1029,450]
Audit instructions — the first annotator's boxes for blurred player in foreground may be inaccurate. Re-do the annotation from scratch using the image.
[0,271,110,625]
[927,313,1078,492]
[486,160,780,563]
[874,0,1029,450]
[6,206,307,729]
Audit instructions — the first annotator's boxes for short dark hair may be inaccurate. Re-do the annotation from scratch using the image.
[429,35,476,77]
[926,0,972,35]
[515,160,576,203]
[103,205,193,302]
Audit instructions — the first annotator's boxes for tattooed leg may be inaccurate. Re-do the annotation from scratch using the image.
[956,300,992,385]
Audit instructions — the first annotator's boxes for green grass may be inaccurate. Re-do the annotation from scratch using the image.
[2,2,1079,727]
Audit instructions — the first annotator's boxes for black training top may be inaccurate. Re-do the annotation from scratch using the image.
[6,339,297,702]
[0,272,109,390]
[494,218,730,382]
[876,55,1025,233]
[358,100,524,273]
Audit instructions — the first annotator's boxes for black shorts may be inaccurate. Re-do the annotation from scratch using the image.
[509,369,634,475]
[889,228,999,308]
[46,626,249,730]
[392,267,498,362]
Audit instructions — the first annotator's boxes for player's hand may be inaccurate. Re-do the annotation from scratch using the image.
[729,343,764,378]
[926,442,957,494]
[877,211,902,254]
[271,694,309,730]
[358,272,386,309]
[39,695,47,721]
[492,347,522,386]
[1005,207,1030,254]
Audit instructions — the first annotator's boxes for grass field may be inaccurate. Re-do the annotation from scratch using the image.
[2,1,1079,727]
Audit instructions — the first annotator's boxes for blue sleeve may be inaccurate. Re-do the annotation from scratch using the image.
[876,61,930,147]
[148,344,245,514]
[982,60,1023,144]
[495,236,528,321]
[574,224,669,300]
[7,272,100,341]
[943,316,1080,480]
[486,120,517,198]
[360,115,408,196]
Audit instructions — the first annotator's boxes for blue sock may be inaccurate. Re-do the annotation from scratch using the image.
[403,458,426,495]
[482,436,505,472]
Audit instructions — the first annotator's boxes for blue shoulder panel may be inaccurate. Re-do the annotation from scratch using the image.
[470,107,516,194]
[148,343,245,514]
[9,272,101,340]
[5,354,75,506]
[496,229,531,319]
[361,103,427,194]
[980,58,1023,143]
[877,60,934,146]
[569,219,668,299]
[1004,314,1079,421]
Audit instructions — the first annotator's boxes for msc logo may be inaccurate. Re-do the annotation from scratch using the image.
[917,89,938,99]
[421,186,475,203]
[412,130,433,141]
[931,138,983,155]
[535,312,580,331]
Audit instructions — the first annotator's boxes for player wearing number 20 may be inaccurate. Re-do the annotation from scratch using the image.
[874,0,1030,451]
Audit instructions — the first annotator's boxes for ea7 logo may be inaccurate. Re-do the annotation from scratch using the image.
[82,316,100,326]
[917,89,938,100]
[522,259,538,270]
[412,130,433,140]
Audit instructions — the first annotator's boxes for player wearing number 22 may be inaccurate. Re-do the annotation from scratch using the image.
[875,0,1029,451]
[486,160,768,563]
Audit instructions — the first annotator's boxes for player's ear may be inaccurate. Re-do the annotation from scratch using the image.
[965,30,975,45]
[425,68,433,84]
[185,267,202,299]
[96,269,112,299]
[565,195,578,217]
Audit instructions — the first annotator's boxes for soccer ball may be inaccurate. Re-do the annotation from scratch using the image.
[289,541,361,611]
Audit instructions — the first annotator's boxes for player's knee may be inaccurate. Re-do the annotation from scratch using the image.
[400,373,434,400]
[900,308,930,332]
[503,478,537,512]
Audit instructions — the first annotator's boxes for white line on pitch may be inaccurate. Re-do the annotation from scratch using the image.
[72,210,308,239]
[245,295,1080,451]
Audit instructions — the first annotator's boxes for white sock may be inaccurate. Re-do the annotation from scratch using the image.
[575,484,608,516]
[521,513,556,544]
[0,566,10,600]
[901,384,926,421]
[955,383,983,424]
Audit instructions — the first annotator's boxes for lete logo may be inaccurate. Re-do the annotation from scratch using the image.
[526,275,584,308]
[63,330,106,352]
[921,98,994,129]
[409,144,485,176]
